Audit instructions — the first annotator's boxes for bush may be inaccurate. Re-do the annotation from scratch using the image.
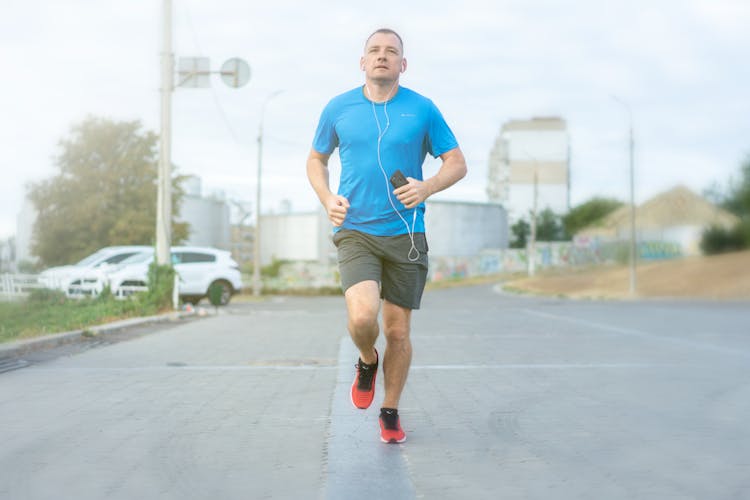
[239,259,287,280]
[208,281,224,307]
[27,288,68,304]
[262,259,287,278]
[96,285,113,302]
[700,223,748,255]
[510,219,529,249]
[17,260,42,274]
[142,263,176,310]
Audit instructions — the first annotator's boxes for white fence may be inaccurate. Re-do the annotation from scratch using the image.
[0,274,56,301]
[1,273,179,309]
[0,273,146,301]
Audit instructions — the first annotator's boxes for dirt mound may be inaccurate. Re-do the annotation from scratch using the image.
[504,251,750,300]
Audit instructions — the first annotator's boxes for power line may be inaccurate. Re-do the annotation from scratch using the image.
[180,0,245,146]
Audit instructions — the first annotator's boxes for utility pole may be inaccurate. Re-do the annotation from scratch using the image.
[156,0,250,270]
[253,90,284,296]
[156,0,174,266]
[612,96,637,296]
[523,150,539,277]
[529,165,538,277]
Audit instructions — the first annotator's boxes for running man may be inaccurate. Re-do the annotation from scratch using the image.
[306,28,467,443]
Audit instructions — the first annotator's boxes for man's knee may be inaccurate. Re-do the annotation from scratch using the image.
[384,323,410,343]
[348,308,378,335]
[383,300,412,343]
[345,280,380,336]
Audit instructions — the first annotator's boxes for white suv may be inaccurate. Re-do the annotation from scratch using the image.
[106,246,243,305]
[40,246,151,293]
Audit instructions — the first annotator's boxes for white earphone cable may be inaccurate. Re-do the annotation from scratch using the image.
[366,83,420,262]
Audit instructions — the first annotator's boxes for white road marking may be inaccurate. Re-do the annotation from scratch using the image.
[521,308,749,358]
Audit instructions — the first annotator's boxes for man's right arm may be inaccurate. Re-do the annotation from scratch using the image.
[306,149,350,227]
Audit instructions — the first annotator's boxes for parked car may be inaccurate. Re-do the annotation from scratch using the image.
[39,246,151,293]
[104,246,243,305]
[66,250,150,297]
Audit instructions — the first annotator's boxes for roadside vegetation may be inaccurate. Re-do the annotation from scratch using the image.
[0,264,174,344]
[509,198,623,249]
[24,116,189,270]
[701,156,750,254]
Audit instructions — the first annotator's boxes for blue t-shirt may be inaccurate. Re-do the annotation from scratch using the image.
[312,86,458,236]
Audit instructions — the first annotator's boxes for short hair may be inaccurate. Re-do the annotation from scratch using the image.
[365,28,404,52]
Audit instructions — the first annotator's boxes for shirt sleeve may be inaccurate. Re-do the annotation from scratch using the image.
[426,101,459,158]
[311,103,339,154]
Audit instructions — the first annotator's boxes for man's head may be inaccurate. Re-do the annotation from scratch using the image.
[361,28,406,83]
[365,28,403,53]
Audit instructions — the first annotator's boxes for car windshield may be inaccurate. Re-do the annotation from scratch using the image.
[118,251,154,266]
[75,250,110,266]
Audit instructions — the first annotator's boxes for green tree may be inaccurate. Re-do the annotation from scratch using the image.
[721,156,750,217]
[562,197,623,237]
[28,117,189,267]
[510,218,529,249]
[700,224,746,255]
[700,155,750,253]
[536,208,567,241]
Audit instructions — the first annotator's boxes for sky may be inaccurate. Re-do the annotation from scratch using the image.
[1,0,749,241]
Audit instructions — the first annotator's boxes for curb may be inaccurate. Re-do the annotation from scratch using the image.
[0,309,202,360]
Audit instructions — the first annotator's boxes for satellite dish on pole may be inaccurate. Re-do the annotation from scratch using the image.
[220,58,251,88]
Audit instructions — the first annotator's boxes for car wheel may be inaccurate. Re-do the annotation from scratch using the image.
[209,280,233,305]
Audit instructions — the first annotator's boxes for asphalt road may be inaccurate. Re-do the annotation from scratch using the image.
[0,285,748,499]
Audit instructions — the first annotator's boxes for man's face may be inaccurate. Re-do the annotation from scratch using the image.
[361,32,405,83]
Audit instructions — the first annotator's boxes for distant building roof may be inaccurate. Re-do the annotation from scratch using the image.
[502,117,567,132]
[577,185,739,238]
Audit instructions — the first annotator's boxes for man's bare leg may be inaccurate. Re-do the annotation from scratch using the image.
[344,280,380,365]
[381,299,412,409]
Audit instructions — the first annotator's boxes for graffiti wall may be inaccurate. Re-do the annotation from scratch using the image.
[428,239,683,283]
[429,244,581,281]
[261,238,684,290]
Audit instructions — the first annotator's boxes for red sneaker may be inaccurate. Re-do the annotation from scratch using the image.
[379,408,406,443]
[350,348,378,409]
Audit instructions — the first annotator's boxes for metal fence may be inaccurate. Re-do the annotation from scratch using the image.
[0,274,54,301]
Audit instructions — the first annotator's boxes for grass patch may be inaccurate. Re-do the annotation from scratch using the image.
[0,280,169,344]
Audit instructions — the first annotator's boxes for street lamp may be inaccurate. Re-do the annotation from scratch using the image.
[253,90,284,296]
[612,95,637,296]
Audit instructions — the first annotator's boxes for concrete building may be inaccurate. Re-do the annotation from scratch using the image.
[177,176,231,250]
[229,224,254,270]
[487,117,570,223]
[424,200,508,256]
[179,195,231,250]
[259,210,332,266]
[255,200,508,266]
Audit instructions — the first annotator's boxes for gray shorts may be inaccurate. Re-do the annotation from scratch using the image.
[332,229,429,310]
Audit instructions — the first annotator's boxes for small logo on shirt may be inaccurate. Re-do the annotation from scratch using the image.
[400,113,417,117]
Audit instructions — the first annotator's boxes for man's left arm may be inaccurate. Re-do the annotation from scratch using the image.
[395,147,467,209]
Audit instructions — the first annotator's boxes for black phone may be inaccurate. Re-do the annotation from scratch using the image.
[389,170,408,189]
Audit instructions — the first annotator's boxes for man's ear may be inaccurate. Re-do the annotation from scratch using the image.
[401,58,407,73]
